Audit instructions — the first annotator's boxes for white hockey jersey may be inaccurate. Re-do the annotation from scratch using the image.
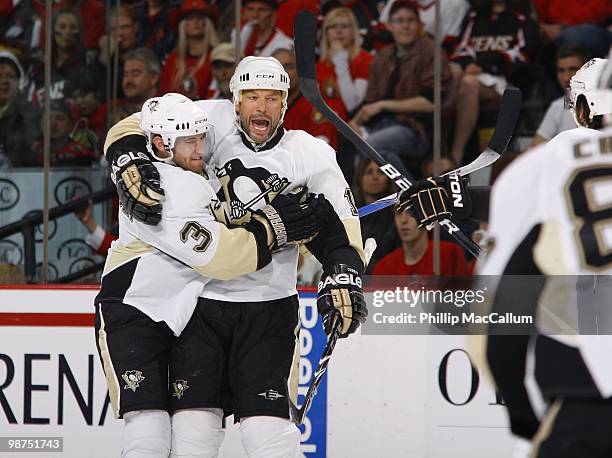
[482,126,612,397]
[104,100,364,303]
[97,162,269,335]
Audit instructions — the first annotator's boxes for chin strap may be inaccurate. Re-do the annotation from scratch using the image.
[235,118,283,151]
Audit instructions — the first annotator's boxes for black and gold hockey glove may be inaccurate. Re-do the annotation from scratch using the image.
[317,264,367,338]
[397,173,472,228]
[250,188,332,251]
[111,149,165,225]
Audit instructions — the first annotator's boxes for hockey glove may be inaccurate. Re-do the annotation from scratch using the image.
[111,149,165,225]
[317,264,368,338]
[252,188,331,251]
[396,173,472,228]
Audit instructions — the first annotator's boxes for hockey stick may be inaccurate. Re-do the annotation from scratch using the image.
[294,10,481,258]
[284,317,342,425]
[358,87,522,218]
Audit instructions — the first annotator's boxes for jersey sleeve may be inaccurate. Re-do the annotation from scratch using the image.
[292,132,366,273]
[128,165,271,280]
[103,112,146,162]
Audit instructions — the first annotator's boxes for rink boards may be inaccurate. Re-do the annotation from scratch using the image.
[0,287,515,457]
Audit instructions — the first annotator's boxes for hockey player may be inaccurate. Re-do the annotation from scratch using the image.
[397,56,612,456]
[96,93,332,457]
[103,57,367,456]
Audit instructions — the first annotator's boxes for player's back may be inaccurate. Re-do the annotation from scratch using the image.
[482,127,612,276]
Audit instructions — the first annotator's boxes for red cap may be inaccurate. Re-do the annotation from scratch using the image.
[181,0,209,17]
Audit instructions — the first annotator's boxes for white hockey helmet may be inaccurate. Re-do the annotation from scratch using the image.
[140,93,209,162]
[568,57,612,128]
[229,56,291,120]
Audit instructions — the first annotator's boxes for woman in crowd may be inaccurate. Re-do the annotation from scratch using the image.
[316,7,372,122]
[352,158,399,272]
[160,0,218,100]
[32,9,89,105]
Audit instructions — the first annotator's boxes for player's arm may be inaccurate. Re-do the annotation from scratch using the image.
[104,113,165,225]
[297,136,367,338]
[396,175,491,226]
[481,150,546,440]
[132,172,331,280]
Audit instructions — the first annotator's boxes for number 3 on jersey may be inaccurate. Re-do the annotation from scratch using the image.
[566,166,612,271]
[180,221,212,252]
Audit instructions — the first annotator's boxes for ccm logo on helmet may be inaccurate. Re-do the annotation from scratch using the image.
[318,273,362,292]
[255,73,275,79]
[448,173,463,208]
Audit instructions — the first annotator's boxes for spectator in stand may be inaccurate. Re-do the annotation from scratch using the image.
[32,9,90,105]
[160,0,218,100]
[135,0,178,63]
[0,51,39,168]
[317,7,372,122]
[75,199,117,257]
[530,44,589,148]
[353,158,400,272]
[321,0,391,52]
[33,100,98,166]
[98,5,140,99]
[234,0,292,57]
[32,0,106,57]
[349,0,450,179]
[208,43,238,100]
[449,0,538,164]
[380,0,470,50]
[70,74,106,145]
[372,208,469,275]
[109,47,160,125]
[274,48,339,150]
[532,0,611,59]
[1,1,40,56]
[275,0,319,39]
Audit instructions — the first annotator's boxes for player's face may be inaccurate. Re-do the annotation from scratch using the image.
[361,161,388,196]
[173,133,206,173]
[389,8,422,47]
[394,210,425,243]
[239,89,283,143]
[557,56,584,93]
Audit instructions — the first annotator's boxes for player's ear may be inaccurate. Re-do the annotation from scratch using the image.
[152,135,165,153]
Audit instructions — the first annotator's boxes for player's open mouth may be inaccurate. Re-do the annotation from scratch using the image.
[251,119,270,134]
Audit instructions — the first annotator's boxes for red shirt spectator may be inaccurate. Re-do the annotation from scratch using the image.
[275,0,319,38]
[532,0,611,27]
[283,95,339,150]
[317,7,372,120]
[372,210,469,275]
[160,0,216,100]
[372,241,469,275]
[272,48,339,149]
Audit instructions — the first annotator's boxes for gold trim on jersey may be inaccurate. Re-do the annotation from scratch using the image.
[103,113,144,155]
[531,399,563,457]
[192,226,259,280]
[533,221,568,274]
[103,239,154,275]
[287,320,301,404]
[342,218,366,266]
[97,305,122,419]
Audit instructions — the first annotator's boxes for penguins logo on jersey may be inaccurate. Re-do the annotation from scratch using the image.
[216,158,290,224]
[122,370,145,392]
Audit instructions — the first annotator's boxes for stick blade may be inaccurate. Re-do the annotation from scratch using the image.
[294,10,318,81]
[488,87,522,154]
